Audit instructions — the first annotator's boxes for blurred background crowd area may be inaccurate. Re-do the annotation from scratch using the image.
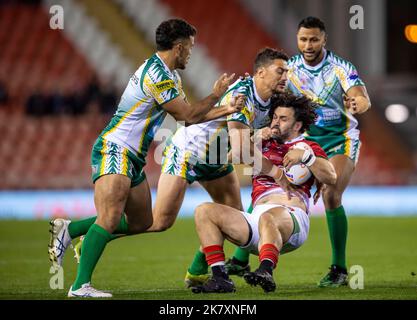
[0,0,416,189]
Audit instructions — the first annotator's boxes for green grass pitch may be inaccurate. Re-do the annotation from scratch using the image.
[0,217,416,299]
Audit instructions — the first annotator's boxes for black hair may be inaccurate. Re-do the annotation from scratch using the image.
[156,18,197,51]
[253,47,289,73]
[269,93,318,133]
[297,16,326,33]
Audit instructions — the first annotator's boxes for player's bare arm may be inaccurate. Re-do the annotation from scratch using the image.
[344,85,371,115]
[228,120,251,164]
[162,73,235,124]
[283,148,337,185]
[189,93,246,124]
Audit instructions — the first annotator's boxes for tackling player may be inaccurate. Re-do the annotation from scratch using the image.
[145,48,289,287]
[191,93,337,293]
[48,18,244,298]
[226,17,372,287]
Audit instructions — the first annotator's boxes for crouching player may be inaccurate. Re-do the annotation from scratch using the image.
[191,93,337,293]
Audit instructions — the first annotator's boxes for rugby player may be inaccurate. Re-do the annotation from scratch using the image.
[48,18,244,298]
[288,17,371,287]
[191,93,337,293]
[145,48,289,287]
[227,17,372,287]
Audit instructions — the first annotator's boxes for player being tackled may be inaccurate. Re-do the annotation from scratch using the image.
[191,93,337,293]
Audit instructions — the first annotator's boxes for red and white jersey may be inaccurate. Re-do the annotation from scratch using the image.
[252,135,328,211]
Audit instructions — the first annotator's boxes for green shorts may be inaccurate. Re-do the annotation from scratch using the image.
[91,137,146,187]
[161,141,234,184]
[305,129,361,165]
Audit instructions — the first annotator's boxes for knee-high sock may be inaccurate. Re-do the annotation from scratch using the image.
[188,250,208,276]
[326,205,348,269]
[68,214,130,240]
[72,224,112,290]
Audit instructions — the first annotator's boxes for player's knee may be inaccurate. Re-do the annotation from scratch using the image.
[194,203,213,224]
[323,187,343,208]
[96,214,121,233]
[259,212,278,228]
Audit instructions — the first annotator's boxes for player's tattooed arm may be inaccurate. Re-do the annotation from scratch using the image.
[344,85,371,115]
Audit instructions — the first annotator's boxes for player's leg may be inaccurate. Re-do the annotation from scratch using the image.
[146,173,188,232]
[199,170,243,210]
[191,202,251,293]
[69,174,131,297]
[226,201,253,276]
[49,139,141,266]
[186,170,243,282]
[244,206,293,293]
[123,177,153,233]
[319,153,355,287]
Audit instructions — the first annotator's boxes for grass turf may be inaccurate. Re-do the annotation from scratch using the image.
[0,217,416,300]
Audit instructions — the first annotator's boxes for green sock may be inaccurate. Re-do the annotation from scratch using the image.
[188,250,208,275]
[231,202,253,263]
[68,216,96,239]
[68,214,129,240]
[326,205,348,269]
[72,224,112,290]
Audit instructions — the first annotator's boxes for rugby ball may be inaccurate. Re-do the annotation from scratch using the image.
[284,163,311,185]
[283,142,312,185]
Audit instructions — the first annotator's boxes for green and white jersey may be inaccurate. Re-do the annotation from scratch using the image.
[170,77,272,164]
[99,53,185,161]
[287,50,365,137]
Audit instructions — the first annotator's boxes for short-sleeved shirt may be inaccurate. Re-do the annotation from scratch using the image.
[251,136,328,210]
[287,50,365,137]
[170,76,272,165]
[98,53,186,162]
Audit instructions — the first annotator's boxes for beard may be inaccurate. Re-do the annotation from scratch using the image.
[271,126,288,144]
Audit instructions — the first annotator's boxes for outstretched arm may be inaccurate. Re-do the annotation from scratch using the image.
[162,73,236,124]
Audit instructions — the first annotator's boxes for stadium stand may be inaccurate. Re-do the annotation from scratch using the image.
[0,0,414,190]
[160,0,279,76]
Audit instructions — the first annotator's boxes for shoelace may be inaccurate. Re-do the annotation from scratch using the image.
[56,230,67,258]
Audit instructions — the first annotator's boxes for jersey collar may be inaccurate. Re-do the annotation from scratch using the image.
[284,135,305,144]
[155,53,173,75]
[252,79,270,107]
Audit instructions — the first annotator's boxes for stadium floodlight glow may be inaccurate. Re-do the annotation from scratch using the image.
[385,104,409,123]
[404,25,417,43]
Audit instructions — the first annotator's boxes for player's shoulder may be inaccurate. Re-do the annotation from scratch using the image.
[225,76,253,98]
[288,54,303,68]
[302,139,328,157]
[303,139,321,148]
[326,50,357,71]
[143,54,174,81]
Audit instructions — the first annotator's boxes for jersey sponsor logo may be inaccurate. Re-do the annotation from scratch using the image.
[154,80,176,94]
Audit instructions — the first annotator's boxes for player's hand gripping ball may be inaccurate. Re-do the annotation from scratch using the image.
[284,142,312,185]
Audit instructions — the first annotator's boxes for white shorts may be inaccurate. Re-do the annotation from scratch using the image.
[240,204,310,255]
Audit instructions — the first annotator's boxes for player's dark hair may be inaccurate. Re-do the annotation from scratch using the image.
[253,48,289,73]
[156,18,197,51]
[269,93,318,133]
[297,16,326,33]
